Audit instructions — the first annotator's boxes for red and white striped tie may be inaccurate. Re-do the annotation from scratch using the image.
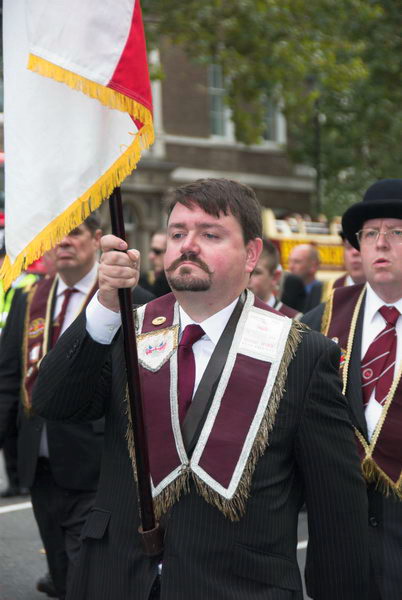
[361,305,400,407]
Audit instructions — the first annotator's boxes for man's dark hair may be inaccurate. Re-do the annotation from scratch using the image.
[82,211,101,234]
[165,178,262,243]
[260,239,279,274]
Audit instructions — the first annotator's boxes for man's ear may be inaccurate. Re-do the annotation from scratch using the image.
[245,238,263,273]
[273,268,282,286]
[93,229,103,247]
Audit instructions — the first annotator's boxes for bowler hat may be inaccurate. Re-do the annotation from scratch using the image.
[342,179,402,249]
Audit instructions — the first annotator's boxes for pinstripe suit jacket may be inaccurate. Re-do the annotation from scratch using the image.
[303,302,402,600]
[32,308,369,600]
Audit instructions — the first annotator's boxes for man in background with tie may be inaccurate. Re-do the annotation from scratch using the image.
[33,178,368,600]
[302,178,402,600]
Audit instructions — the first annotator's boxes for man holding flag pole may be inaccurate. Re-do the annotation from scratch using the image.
[1,0,156,597]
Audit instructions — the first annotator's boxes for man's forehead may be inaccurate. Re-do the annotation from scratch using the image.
[363,217,402,228]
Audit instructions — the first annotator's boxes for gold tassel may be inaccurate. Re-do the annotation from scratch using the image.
[361,457,402,500]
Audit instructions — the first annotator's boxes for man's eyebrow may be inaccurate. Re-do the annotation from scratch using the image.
[168,222,227,231]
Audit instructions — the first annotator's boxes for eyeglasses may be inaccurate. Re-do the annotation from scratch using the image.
[150,247,164,255]
[356,228,402,245]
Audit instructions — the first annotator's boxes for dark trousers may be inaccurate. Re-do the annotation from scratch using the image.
[31,458,96,600]
[149,575,161,600]
[3,429,19,488]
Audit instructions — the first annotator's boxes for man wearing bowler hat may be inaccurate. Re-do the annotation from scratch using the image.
[303,178,402,600]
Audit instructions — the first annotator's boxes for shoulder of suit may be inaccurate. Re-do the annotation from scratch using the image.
[296,323,337,354]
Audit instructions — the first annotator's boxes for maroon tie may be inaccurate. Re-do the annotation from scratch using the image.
[361,305,400,407]
[52,288,78,347]
[177,324,204,424]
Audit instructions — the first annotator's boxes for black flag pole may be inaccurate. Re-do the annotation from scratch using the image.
[109,186,163,556]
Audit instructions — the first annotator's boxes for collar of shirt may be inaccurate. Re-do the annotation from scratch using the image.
[267,294,276,308]
[179,297,239,346]
[364,283,402,326]
[56,262,99,297]
[305,280,318,294]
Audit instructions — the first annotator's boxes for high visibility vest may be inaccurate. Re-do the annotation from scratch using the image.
[0,273,38,332]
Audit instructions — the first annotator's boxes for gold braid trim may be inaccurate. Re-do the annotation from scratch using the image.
[342,285,366,395]
[191,320,306,521]
[321,290,334,336]
[21,285,37,415]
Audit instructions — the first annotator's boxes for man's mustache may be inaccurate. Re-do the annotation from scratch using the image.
[165,252,212,275]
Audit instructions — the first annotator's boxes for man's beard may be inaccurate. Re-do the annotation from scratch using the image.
[166,253,212,292]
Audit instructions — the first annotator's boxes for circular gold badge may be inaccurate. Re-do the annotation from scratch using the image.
[152,316,167,326]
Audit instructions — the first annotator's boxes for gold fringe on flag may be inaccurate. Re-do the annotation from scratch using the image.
[27,54,153,125]
[0,55,154,291]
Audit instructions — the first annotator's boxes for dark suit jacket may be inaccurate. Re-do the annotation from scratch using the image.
[303,281,323,313]
[0,282,154,490]
[32,305,368,600]
[303,302,402,600]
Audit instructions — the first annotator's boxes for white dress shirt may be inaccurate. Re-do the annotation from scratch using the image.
[86,293,239,397]
[361,283,402,440]
[39,263,98,456]
[55,263,99,336]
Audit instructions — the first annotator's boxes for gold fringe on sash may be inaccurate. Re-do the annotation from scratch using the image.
[125,321,306,521]
[321,290,334,336]
[0,55,154,291]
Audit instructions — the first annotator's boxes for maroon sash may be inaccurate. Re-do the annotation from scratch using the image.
[130,291,303,520]
[323,284,402,498]
[22,276,98,414]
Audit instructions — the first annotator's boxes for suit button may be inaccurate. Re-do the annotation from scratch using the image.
[369,516,379,527]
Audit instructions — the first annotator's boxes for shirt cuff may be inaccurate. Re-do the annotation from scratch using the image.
[86,292,122,344]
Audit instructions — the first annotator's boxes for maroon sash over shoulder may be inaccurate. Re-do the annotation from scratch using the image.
[127,290,305,521]
[322,284,402,499]
[22,275,98,414]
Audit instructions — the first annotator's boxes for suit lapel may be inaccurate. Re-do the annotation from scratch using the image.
[345,303,368,439]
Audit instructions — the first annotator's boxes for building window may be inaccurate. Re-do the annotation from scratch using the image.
[208,64,285,145]
[261,97,277,142]
[208,64,229,138]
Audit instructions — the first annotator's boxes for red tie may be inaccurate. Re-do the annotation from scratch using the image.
[361,305,400,407]
[177,324,204,424]
[52,288,78,347]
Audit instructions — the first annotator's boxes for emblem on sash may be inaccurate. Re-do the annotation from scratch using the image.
[28,318,45,339]
[152,316,167,326]
[137,326,179,372]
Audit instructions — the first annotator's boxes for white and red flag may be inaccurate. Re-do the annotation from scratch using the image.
[1,0,154,288]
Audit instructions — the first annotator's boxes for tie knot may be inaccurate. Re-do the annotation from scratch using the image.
[64,287,78,299]
[379,305,400,327]
[180,324,204,347]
